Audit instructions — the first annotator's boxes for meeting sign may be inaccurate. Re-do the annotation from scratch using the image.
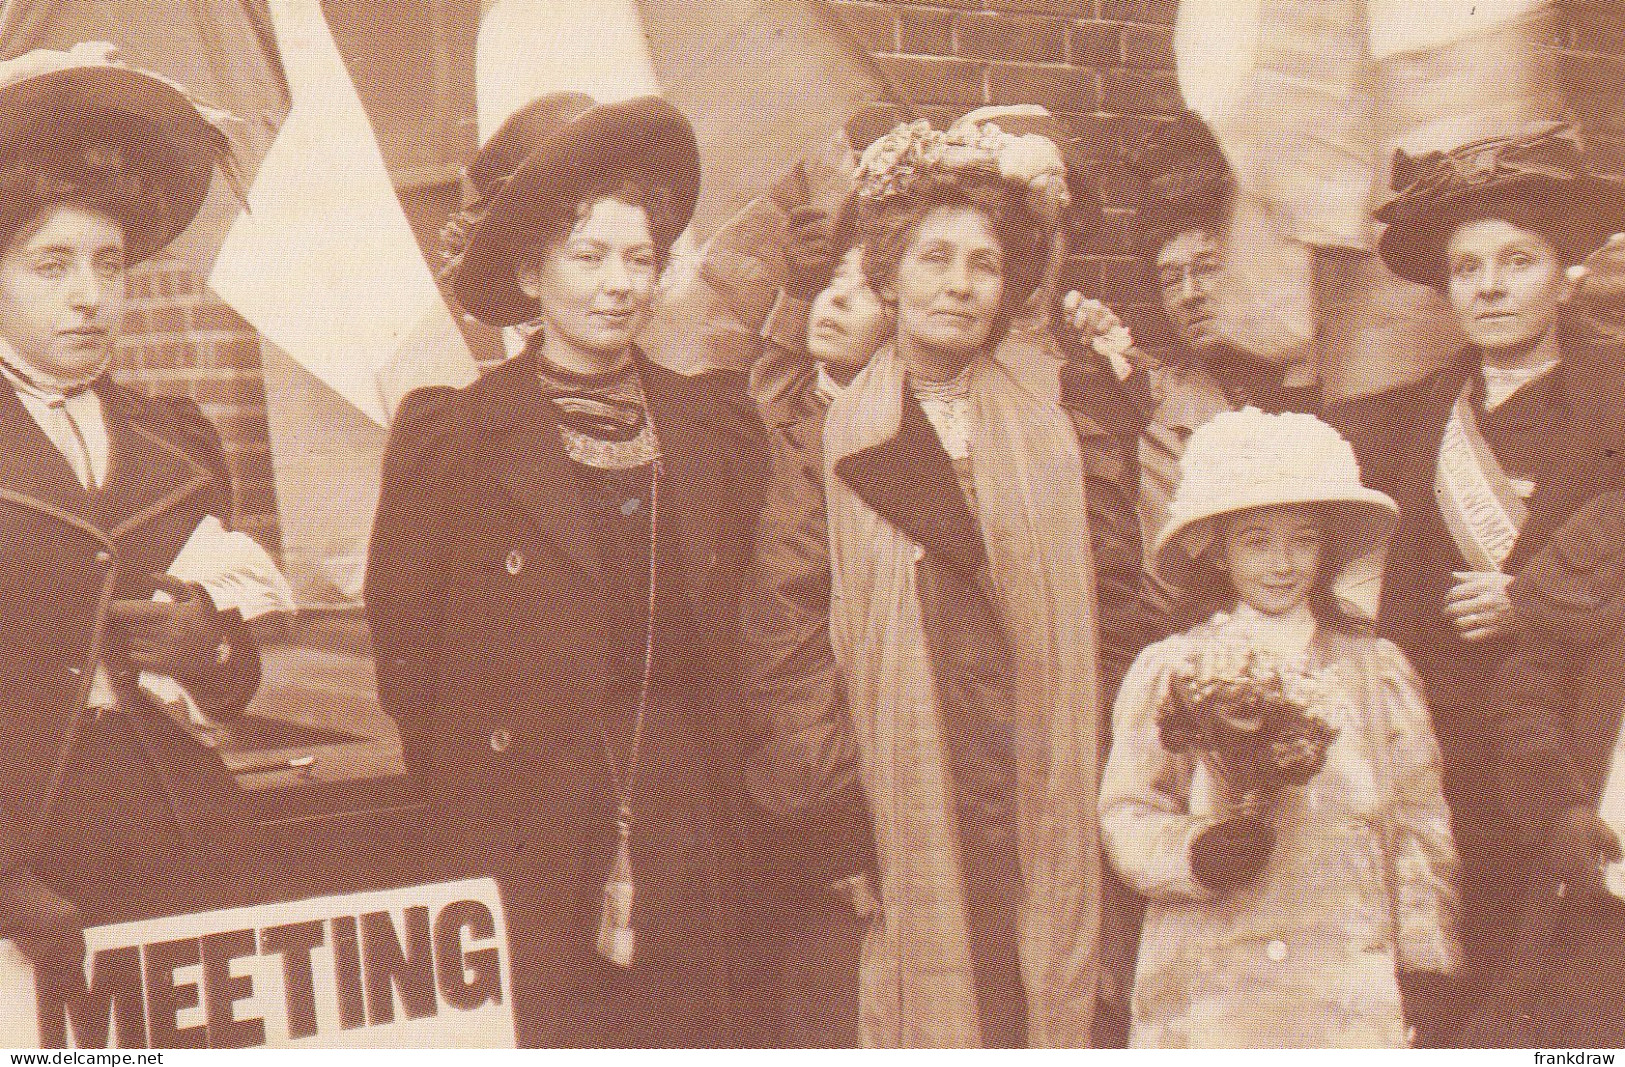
[0,879,516,1048]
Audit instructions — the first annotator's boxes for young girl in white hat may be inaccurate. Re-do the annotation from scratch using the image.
[1098,408,1461,1047]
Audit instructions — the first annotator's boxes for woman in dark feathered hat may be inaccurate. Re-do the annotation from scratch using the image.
[0,44,277,1011]
[365,91,768,1047]
[1331,120,1625,1043]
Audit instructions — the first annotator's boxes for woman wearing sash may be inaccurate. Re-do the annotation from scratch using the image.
[740,118,1153,1047]
[1331,122,1625,1039]
[365,93,767,1046]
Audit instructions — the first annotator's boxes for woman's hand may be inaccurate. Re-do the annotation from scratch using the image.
[1546,805,1623,900]
[106,576,231,676]
[1444,570,1516,643]
[783,206,837,301]
[1059,291,1139,379]
[1398,971,1457,1048]
[827,871,881,921]
[0,869,86,996]
[1189,813,1275,894]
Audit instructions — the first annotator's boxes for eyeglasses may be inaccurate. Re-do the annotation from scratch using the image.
[1156,257,1221,294]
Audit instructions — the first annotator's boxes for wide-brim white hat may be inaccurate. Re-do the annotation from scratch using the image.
[1150,408,1399,600]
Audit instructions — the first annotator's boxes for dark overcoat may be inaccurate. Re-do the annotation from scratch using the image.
[364,350,768,1047]
[1464,489,1625,1048]
[1327,326,1625,1010]
[0,377,263,924]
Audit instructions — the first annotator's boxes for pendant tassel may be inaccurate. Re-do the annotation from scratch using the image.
[596,811,636,968]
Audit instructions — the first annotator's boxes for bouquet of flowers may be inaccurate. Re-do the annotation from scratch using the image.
[1158,635,1339,813]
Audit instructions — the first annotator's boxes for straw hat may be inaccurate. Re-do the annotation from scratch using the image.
[1150,408,1398,595]
[0,42,236,261]
[1375,122,1625,288]
[447,92,700,327]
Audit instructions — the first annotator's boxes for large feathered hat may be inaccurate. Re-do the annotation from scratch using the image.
[1125,109,1234,257]
[0,42,240,261]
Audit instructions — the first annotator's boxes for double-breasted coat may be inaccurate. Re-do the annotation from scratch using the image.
[364,350,768,1047]
[0,377,263,925]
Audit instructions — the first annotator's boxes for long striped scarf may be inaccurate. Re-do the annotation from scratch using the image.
[823,341,1104,1047]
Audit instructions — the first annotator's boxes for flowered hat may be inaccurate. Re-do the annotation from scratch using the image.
[852,114,1071,222]
[0,42,240,261]
[1375,121,1625,288]
[444,92,700,327]
[1125,109,1234,256]
[1151,408,1399,596]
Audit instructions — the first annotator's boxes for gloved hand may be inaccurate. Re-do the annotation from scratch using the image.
[106,575,230,678]
[826,870,881,922]
[0,868,86,996]
[1545,805,1622,900]
[1398,970,1458,1048]
[783,206,837,301]
[1190,813,1275,894]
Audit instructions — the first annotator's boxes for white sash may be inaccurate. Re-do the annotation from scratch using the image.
[1434,383,1530,571]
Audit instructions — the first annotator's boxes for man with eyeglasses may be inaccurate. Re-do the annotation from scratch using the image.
[1062,111,1321,566]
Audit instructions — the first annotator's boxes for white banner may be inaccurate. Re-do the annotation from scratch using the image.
[0,879,514,1049]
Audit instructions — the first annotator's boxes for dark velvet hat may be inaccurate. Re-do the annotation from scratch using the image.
[1125,110,1234,257]
[445,92,701,327]
[0,44,237,261]
[1375,122,1625,288]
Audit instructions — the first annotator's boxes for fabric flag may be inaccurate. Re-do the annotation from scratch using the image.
[1176,0,1560,399]
[475,0,894,372]
[211,0,478,427]
[206,0,477,604]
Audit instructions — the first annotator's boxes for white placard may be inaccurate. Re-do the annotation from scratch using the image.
[0,878,514,1049]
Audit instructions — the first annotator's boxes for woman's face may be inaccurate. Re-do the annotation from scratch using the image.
[888,206,1005,369]
[517,197,659,371]
[807,247,889,370]
[1218,504,1324,618]
[1445,217,1576,361]
[0,204,126,382]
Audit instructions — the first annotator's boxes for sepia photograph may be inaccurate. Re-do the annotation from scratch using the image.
[0,0,1621,1053]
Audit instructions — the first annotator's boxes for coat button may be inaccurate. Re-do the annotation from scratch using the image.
[505,550,524,576]
[1265,939,1288,962]
[93,549,112,564]
[489,727,512,753]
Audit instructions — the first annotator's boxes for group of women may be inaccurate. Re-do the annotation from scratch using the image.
[2,40,1623,1052]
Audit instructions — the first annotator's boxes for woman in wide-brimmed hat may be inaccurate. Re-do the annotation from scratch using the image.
[1329,121,1625,1034]
[365,92,768,1047]
[1100,408,1461,1048]
[0,43,282,1006]
[739,115,1157,1048]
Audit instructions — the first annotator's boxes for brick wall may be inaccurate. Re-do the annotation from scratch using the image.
[114,261,281,555]
[108,0,1625,561]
